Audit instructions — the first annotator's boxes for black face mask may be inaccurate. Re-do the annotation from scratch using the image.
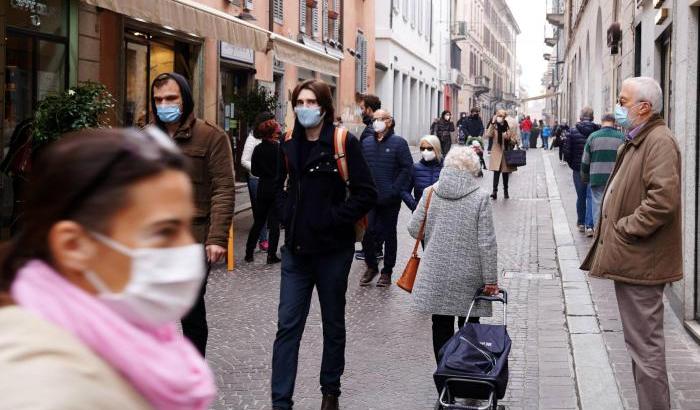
[362,113,372,125]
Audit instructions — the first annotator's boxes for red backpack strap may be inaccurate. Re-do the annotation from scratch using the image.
[333,127,350,186]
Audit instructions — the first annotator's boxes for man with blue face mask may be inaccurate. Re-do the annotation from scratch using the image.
[581,77,681,410]
[272,80,376,410]
[150,72,235,356]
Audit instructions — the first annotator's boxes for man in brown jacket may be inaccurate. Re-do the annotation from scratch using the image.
[151,72,235,356]
[581,76,681,410]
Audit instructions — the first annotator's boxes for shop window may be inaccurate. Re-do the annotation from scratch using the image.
[657,28,672,126]
[7,0,68,37]
[124,29,195,127]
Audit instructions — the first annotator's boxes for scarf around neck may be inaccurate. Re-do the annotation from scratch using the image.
[10,260,216,410]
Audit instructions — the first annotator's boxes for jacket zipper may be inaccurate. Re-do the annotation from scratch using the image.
[460,336,496,373]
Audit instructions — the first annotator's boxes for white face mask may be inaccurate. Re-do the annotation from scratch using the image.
[373,119,387,133]
[496,117,504,124]
[421,149,436,162]
[84,232,206,327]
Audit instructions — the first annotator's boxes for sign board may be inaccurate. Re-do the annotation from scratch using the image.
[220,42,254,65]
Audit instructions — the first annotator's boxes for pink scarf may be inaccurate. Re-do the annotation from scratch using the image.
[11,260,216,410]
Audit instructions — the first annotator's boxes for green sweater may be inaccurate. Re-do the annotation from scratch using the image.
[581,126,625,187]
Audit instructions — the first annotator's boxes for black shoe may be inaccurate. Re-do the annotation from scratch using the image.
[267,255,282,264]
[490,192,497,200]
[504,191,510,199]
[244,253,254,263]
[321,394,339,410]
[359,268,379,286]
[376,273,392,287]
[376,249,384,260]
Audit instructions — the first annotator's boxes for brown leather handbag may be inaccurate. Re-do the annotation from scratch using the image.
[397,188,434,293]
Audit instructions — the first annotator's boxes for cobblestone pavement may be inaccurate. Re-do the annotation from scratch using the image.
[548,148,700,410]
[204,147,585,410]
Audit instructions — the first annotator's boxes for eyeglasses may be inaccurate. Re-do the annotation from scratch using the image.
[62,126,182,217]
[419,146,434,151]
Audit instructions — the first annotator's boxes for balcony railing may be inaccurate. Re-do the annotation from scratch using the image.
[546,12,565,28]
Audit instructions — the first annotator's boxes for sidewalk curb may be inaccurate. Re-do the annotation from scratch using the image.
[543,152,624,410]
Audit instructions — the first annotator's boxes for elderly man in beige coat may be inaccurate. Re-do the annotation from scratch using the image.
[581,77,682,410]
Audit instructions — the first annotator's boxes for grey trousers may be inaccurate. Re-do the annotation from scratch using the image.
[614,281,670,410]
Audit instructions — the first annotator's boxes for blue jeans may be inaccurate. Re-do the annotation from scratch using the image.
[521,132,530,149]
[590,185,605,229]
[572,171,589,227]
[271,246,355,409]
[585,185,594,228]
[542,136,549,150]
[247,176,268,242]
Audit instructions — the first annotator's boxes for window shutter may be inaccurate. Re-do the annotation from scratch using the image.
[273,0,283,23]
[300,2,307,33]
[333,0,340,41]
[362,36,368,92]
[312,5,319,37]
[244,0,253,9]
[323,0,329,40]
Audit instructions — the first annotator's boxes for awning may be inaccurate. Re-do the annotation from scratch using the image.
[83,0,270,52]
[271,34,340,77]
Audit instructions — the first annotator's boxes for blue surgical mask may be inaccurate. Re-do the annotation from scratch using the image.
[156,105,182,124]
[295,106,324,128]
[614,104,632,128]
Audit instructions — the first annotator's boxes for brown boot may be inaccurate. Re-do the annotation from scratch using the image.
[359,268,379,286]
[376,273,392,287]
[321,393,339,410]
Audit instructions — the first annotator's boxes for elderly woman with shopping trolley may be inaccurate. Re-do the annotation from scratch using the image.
[406,145,499,364]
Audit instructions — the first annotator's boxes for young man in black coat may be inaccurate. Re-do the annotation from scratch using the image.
[271,80,377,410]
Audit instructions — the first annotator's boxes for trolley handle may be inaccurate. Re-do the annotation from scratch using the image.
[473,287,508,304]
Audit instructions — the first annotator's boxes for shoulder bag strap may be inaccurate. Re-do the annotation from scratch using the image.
[411,187,434,257]
[333,127,350,186]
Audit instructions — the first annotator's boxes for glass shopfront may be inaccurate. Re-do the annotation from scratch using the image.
[4,0,69,150]
[123,25,199,127]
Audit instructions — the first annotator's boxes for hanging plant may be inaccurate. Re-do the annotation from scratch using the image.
[32,81,116,146]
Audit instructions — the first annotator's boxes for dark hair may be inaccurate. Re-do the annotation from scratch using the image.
[291,80,335,126]
[361,94,381,112]
[601,113,616,123]
[470,108,480,114]
[0,128,187,290]
[253,111,276,139]
[150,72,195,130]
[441,110,451,119]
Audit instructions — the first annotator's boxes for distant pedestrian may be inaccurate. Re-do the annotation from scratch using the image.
[485,109,519,200]
[541,122,552,150]
[360,109,413,287]
[244,112,282,264]
[242,130,269,253]
[432,110,456,155]
[554,121,569,163]
[359,94,381,141]
[581,76,681,410]
[402,135,444,211]
[456,112,469,144]
[407,146,499,363]
[530,119,540,149]
[520,115,532,149]
[463,107,485,141]
[271,80,377,410]
[580,113,624,230]
[151,72,235,356]
[0,129,215,409]
[562,107,600,235]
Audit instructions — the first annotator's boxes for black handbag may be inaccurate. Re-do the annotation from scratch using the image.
[504,147,526,167]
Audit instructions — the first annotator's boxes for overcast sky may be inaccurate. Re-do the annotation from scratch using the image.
[505,0,549,96]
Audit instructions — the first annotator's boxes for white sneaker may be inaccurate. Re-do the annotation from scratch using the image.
[577,224,585,232]
[585,228,594,237]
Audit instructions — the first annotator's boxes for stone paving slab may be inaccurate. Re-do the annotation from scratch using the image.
[549,149,700,410]
[204,148,579,409]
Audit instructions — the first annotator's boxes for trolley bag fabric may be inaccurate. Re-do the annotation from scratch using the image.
[434,291,511,400]
[504,147,526,167]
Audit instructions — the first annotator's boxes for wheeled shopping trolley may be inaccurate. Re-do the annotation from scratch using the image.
[433,288,510,410]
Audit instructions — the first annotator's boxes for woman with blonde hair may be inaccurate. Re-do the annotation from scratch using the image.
[407,145,498,363]
[402,135,443,211]
[485,109,519,199]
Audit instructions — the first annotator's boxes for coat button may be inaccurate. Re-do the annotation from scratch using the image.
[296,245,301,251]
[599,240,603,245]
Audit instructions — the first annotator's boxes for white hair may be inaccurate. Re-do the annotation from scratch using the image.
[443,146,481,176]
[419,135,443,162]
[623,76,663,114]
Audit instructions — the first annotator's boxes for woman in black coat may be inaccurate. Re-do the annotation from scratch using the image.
[245,112,282,264]
[431,110,456,155]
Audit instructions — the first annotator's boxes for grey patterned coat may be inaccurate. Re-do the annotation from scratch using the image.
[407,167,498,317]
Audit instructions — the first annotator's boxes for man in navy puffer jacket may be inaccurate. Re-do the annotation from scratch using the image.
[361,109,413,287]
[562,106,600,231]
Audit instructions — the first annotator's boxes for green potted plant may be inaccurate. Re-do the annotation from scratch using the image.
[231,85,279,130]
[32,81,116,146]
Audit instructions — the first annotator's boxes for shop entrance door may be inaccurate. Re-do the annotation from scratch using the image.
[221,68,251,182]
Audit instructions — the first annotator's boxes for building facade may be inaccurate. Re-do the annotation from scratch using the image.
[452,0,520,118]
[373,0,448,146]
[0,0,375,181]
[548,0,700,336]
